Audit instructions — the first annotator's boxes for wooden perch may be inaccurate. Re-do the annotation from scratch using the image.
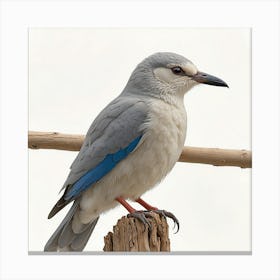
[28,131,252,168]
[28,131,84,151]
[103,213,170,252]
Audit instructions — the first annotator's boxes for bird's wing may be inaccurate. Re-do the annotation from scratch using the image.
[48,96,149,218]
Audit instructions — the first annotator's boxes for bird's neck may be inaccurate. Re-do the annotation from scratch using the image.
[123,83,186,108]
[150,90,185,107]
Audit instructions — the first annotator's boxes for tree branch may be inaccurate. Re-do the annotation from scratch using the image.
[28,131,252,168]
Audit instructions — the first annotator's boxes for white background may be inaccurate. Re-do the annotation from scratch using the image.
[29,28,251,252]
[0,1,279,280]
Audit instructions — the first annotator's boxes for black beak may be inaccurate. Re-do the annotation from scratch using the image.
[192,71,228,88]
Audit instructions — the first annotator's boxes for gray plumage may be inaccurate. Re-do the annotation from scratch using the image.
[64,97,148,190]
[45,199,99,251]
[44,52,228,252]
[122,53,192,95]
[48,97,149,219]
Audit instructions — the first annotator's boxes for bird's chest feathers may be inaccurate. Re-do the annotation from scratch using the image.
[143,99,187,170]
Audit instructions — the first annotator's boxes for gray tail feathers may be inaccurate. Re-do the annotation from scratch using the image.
[44,200,99,252]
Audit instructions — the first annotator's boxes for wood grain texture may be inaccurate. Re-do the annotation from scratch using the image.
[103,213,170,252]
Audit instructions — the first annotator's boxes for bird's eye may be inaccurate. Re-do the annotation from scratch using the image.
[171,66,184,75]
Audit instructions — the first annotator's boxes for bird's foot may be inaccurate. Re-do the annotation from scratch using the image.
[153,209,180,233]
[127,209,179,233]
[127,210,154,231]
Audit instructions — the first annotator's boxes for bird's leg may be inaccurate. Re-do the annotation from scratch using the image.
[116,197,180,232]
[135,197,158,211]
[115,196,152,229]
[135,197,180,233]
[115,197,136,213]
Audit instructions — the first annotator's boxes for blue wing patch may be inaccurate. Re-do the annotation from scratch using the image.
[64,135,142,200]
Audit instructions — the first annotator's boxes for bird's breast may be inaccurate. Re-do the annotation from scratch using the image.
[142,98,187,172]
[121,98,187,198]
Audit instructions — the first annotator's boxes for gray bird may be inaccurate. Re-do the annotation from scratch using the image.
[45,52,228,252]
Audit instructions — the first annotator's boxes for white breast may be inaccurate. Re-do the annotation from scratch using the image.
[78,98,187,224]
[136,98,187,193]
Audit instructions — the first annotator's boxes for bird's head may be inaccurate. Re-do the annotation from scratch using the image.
[123,52,228,103]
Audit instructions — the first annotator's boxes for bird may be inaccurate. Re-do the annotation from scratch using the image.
[44,52,228,252]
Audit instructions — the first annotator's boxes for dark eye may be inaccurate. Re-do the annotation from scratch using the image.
[171,66,184,75]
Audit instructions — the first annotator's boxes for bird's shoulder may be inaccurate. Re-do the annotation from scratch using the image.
[86,96,148,142]
[62,95,149,188]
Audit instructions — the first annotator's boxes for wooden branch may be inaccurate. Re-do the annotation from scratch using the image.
[28,131,252,168]
[103,213,170,252]
[179,146,251,168]
[28,131,84,151]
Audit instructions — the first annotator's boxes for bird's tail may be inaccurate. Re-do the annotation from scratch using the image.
[44,200,99,252]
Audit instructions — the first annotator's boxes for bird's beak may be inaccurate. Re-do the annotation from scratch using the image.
[192,71,228,87]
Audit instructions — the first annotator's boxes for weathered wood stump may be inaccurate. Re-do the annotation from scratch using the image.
[103,212,170,252]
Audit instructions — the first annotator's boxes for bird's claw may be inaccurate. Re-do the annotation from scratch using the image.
[153,209,180,233]
[127,209,179,233]
[127,211,153,231]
